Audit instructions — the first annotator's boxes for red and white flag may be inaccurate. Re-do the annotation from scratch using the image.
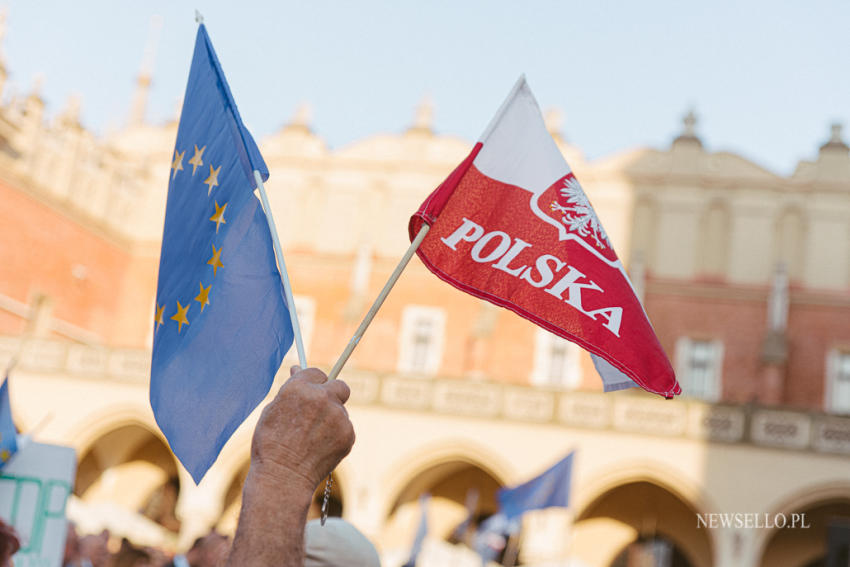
[409,77,680,398]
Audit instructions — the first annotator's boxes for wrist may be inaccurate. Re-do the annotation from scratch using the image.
[245,462,316,508]
[227,465,314,567]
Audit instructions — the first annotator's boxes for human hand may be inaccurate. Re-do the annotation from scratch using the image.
[227,368,353,567]
[249,366,355,494]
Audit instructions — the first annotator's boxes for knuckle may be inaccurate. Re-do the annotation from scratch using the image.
[337,380,351,400]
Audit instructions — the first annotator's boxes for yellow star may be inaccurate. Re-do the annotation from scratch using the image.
[154,303,165,328]
[170,301,190,333]
[189,144,206,175]
[204,164,221,196]
[171,149,185,179]
[1,449,10,462]
[195,282,211,312]
[207,244,224,277]
[209,201,228,233]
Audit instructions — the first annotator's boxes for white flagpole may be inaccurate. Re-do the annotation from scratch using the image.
[327,224,430,380]
[254,170,307,368]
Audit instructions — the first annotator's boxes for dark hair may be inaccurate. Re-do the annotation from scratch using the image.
[112,541,151,567]
[0,519,21,562]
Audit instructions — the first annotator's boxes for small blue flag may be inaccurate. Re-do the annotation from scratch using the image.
[0,376,18,468]
[497,451,574,521]
[472,513,518,565]
[402,493,429,567]
[150,24,293,483]
[449,487,479,543]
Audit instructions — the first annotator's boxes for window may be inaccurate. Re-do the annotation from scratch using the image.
[398,306,446,375]
[675,338,723,401]
[826,350,850,414]
[531,328,581,389]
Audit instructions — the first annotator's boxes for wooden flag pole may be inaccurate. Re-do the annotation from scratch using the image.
[327,224,430,380]
[254,170,308,368]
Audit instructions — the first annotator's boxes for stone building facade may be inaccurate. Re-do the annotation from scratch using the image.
[2,28,850,567]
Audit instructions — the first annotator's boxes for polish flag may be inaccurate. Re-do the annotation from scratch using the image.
[409,77,680,397]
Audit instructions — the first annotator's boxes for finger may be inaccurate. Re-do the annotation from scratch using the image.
[290,365,301,376]
[325,379,351,405]
[297,367,329,385]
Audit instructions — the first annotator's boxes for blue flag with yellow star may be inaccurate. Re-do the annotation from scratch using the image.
[0,375,17,468]
[151,24,293,483]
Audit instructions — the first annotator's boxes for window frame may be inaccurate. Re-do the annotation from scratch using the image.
[675,337,724,402]
[825,348,850,415]
[530,328,582,390]
[397,305,446,376]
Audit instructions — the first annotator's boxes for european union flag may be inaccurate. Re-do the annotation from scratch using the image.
[150,24,293,483]
[497,451,574,521]
[0,376,17,468]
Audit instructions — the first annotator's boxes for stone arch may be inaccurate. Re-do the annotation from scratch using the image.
[572,465,714,567]
[573,461,717,520]
[698,199,731,278]
[74,419,182,538]
[756,482,850,567]
[379,440,513,522]
[65,402,163,458]
[379,441,511,555]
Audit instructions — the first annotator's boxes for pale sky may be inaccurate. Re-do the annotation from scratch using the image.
[6,1,850,175]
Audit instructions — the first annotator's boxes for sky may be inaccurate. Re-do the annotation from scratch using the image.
[5,1,850,175]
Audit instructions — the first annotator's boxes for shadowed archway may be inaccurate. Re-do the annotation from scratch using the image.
[573,480,711,567]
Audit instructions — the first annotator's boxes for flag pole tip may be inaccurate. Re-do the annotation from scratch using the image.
[195,10,204,24]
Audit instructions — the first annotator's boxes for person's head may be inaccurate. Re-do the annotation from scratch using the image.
[0,519,20,567]
[79,530,110,567]
[303,518,380,567]
[63,522,80,563]
[186,532,229,567]
[112,539,151,567]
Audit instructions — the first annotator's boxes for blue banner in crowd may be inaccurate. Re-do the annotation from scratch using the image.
[497,451,574,521]
[150,23,293,483]
[0,376,18,468]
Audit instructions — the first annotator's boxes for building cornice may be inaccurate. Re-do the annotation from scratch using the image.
[5,334,850,459]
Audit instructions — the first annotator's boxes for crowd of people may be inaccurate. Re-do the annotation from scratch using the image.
[57,527,229,567]
[1,367,381,567]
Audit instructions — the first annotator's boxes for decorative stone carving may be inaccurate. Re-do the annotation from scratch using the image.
[687,404,745,442]
[812,417,850,455]
[558,393,611,429]
[381,377,432,410]
[433,381,500,417]
[613,398,688,436]
[750,410,810,449]
[503,387,554,422]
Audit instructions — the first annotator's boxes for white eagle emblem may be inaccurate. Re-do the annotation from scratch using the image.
[549,177,611,249]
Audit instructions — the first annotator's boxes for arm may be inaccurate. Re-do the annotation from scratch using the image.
[226,366,355,567]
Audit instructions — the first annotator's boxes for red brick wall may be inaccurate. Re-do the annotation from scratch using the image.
[645,283,767,404]
[645,279,850,410]
[785,300,850,410]
[0,178,157,347]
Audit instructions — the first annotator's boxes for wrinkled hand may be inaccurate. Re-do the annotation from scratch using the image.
[250,366,355,494]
